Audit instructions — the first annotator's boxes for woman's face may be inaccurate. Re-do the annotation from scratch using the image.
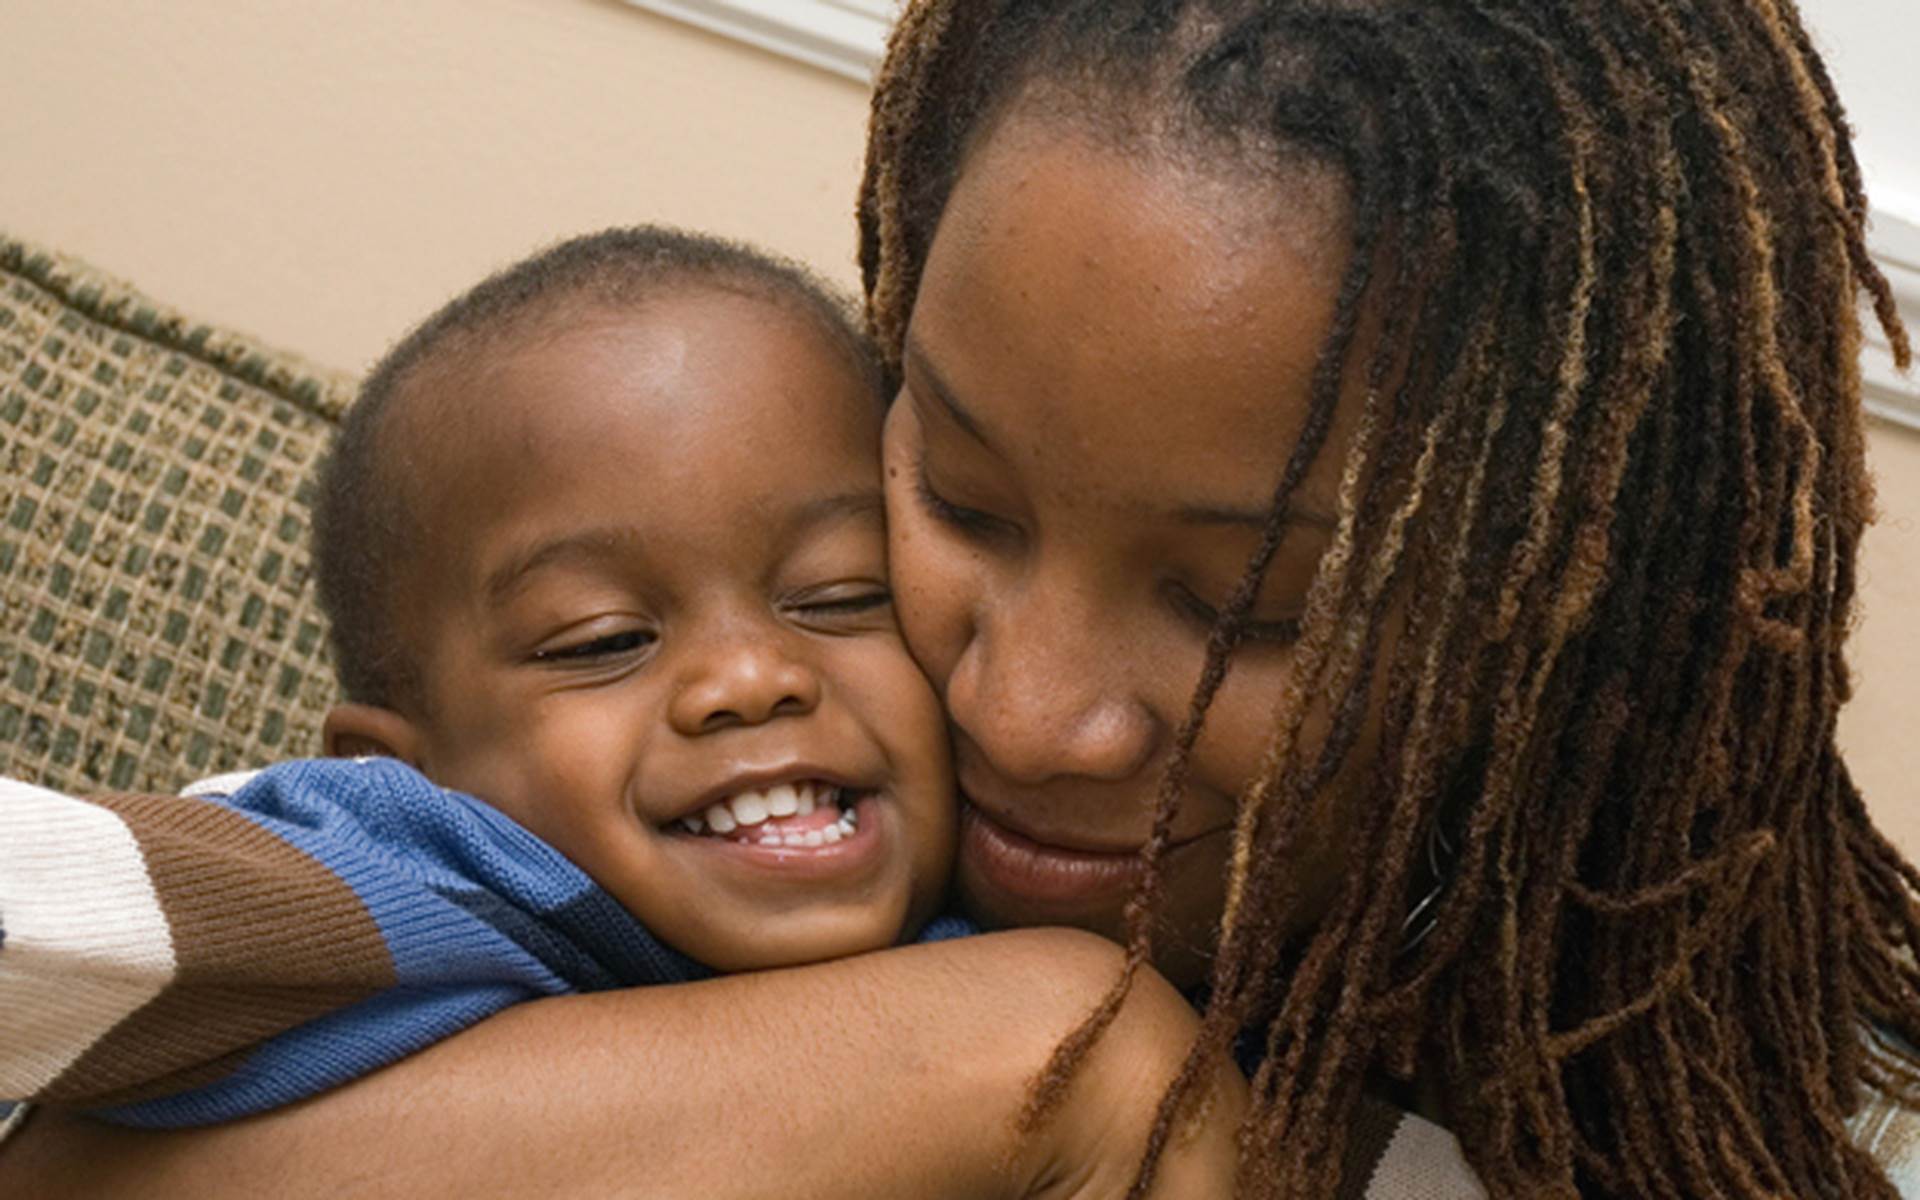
[883,116,1367,983]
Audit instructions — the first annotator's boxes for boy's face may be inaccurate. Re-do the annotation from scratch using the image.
[370,289,953,971]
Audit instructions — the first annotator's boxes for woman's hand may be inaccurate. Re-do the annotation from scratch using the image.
[0,929,1242,1198]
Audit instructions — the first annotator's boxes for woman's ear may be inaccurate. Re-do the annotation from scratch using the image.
[323,703,426,767]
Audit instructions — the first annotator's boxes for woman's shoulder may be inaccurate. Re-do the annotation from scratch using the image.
[1348,1090,1920,1198]
[1853,1090,1920,1195]
[1340,1095,1487,1198]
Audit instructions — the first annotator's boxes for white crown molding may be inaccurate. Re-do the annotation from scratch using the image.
[1863,208,1920,433]
[621,0,891,84]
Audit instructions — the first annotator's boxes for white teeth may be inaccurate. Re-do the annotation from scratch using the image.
[682,782,864,839]
[821,824,843,844]
[783,832,806,847]
[803,830,826,847]
[731,791,770,826]
[712,783,838,830]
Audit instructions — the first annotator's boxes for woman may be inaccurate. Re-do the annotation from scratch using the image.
[862,1,1920,1195]
[5,0,1916,1195]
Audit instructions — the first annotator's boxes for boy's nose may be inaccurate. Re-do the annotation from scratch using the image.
[668,637,821,735]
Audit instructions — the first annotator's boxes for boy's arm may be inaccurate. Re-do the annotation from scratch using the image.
[0,929,1244,1199]
[0,761,699,1124]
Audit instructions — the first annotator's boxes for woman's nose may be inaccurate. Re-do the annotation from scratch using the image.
[943,586,1159,786]
[667,630,821,736]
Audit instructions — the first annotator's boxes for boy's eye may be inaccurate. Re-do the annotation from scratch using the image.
[1169,583,1301,645]
[534,628,655,663]
[786,584,894,625]
[914,453,1019,541]
[802,589,891,614]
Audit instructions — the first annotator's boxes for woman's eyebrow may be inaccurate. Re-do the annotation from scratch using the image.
[1177,502,1338,533]
[906,335,1337,531]
[902,336,994,449]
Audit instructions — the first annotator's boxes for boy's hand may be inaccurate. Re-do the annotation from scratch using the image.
[1000,932,1248,1199]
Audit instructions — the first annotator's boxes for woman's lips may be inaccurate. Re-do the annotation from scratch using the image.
[958,800,1227,912]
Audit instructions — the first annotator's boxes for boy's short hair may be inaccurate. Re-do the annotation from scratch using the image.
[312,225,885,709]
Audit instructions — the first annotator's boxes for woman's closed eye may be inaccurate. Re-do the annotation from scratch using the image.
[913,452,1019,542]
[1168,581,1302,645]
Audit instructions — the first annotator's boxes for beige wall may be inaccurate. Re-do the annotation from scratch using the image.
[3,0,1916,846]
[0,0,872,373]
[1845,424,1920,850]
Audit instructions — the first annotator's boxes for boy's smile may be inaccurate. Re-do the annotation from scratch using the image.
[329,286,953,971]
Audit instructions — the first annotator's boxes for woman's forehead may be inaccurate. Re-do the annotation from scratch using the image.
[941,110,1348,274]
[906,118,1357,498]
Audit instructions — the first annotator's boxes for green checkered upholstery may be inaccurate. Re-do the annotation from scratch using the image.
[0,234,353,793]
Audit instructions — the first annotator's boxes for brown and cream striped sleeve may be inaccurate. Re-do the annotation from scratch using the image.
[0,776,393,1112]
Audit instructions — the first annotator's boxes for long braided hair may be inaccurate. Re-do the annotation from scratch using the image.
[859,2,1920,1195]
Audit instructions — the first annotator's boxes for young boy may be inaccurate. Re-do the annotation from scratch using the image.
[311,224,957,976]
[2,226,958,1124]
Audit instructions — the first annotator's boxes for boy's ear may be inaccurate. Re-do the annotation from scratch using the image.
[322,703,426,766]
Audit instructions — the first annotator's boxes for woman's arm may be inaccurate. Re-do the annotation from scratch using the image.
[0,929,1244,1199]
[3,765,709,1123]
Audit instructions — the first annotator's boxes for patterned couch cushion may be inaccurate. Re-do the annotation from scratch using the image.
[0,234,353,794]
